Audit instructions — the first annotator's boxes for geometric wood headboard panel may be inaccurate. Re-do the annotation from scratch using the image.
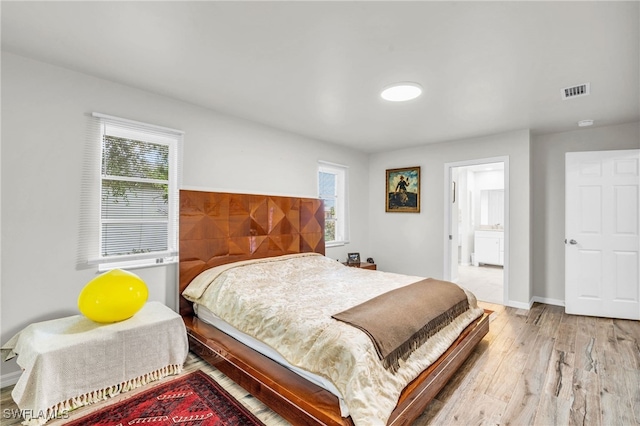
[179,190,325,315]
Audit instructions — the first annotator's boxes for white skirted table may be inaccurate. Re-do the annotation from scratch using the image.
[1,301,189,425]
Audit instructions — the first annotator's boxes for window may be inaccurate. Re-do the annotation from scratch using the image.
[92,113,182,270]
[318,162,349,246]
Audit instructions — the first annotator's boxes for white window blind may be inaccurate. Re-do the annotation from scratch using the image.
[92,113,182,270]
[318,161,349,247]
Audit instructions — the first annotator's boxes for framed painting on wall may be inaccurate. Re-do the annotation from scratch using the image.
[386,166,420,212]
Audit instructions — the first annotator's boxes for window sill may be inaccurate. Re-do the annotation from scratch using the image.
[325,240,350,248]
[96,257,177,272]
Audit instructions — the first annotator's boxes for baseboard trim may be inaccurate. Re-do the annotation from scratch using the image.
[1,370,22,388]
[506,300,532,310]
[532,296,565,307]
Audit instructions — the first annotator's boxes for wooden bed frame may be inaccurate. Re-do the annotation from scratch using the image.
[179,190,490,425]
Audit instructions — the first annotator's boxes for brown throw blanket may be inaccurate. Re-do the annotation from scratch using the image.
[332,278,469,372]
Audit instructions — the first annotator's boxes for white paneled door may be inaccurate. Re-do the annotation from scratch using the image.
[565,149,640,320]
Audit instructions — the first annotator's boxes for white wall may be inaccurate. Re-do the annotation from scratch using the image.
[531,121,640,304]
[473,170,504,191]
[369,130,531,307]
[0,53,370,381]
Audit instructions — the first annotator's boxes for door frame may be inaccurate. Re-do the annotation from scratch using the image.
[443,156,510,305]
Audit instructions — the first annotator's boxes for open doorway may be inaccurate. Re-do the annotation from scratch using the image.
[444,157,509,305]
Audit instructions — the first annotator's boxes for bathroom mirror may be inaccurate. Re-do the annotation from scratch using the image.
[480,189,504,228]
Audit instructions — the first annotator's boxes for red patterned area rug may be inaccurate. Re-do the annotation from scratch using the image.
[66,370,265,425]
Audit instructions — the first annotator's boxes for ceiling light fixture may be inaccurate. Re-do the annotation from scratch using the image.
[381,82,423,102]
[578,119,594,127]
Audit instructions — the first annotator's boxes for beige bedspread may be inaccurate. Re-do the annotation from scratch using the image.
[183,253,484,426]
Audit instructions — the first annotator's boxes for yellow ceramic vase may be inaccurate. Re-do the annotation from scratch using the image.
[78,269,148,323]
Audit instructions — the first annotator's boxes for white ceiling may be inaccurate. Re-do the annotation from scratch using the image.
[2,1,639,153]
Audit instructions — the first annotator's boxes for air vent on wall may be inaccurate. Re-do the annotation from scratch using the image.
[561,83,590,100]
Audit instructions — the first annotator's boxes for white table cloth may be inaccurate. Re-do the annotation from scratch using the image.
[1,301,189,425]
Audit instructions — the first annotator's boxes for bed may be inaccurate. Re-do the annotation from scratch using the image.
[179,190,490,425]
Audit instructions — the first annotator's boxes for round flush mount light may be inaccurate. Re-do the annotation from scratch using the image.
[381,82,423,102]
[578,119,594,127]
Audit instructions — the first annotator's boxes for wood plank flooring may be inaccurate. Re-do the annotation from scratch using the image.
[1,302,638,425]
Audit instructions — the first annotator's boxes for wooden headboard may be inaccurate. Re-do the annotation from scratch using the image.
[179,190,325,316]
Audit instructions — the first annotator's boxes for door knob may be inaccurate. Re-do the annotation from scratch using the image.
[569,239,578,245]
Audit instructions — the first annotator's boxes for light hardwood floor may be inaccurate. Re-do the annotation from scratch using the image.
[2,302,639,425]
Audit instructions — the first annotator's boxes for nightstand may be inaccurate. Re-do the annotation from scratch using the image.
[343,262,377,270]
